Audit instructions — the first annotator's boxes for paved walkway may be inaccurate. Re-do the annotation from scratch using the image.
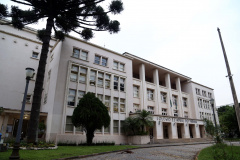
[71,143,213,160]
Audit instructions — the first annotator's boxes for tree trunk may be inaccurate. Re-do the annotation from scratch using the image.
[86,129,95,145]
[27,17,54,144]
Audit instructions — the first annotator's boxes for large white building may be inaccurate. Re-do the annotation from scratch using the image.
[0,22,219,144]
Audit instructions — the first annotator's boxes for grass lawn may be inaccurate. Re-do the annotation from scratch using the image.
[198,144,240,160]
[0,145,137,160]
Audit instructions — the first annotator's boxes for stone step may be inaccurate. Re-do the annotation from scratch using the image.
[153,138,213,144]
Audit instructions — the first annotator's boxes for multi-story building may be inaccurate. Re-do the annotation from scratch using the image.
[0,22,219,144]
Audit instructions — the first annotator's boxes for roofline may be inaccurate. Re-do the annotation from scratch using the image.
[189,81,214,90]
[123,52,191,80]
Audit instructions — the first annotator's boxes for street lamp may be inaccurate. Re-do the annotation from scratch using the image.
[10,68,35,160]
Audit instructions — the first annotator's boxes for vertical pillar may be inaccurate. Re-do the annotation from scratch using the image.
[153,69,161,114]
[184,123,190,138]
[171,122,178,139]
[0,116,4,132]
[156,120,163,139]
[165,74,173,116]
[195,124,200,138]
[176,77,184,117]
[2,115,9,138]
[139,64,146,110]
[110,74,114,135]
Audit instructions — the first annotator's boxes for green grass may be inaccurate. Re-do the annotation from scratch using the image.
[0,145,137,160]
[198,144,240,160]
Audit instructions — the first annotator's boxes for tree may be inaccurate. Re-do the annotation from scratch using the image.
[136,109,153,133]
[123,117,139,136]
[72,92,110,144]
[0,0,123,143]
[204,118,215,137]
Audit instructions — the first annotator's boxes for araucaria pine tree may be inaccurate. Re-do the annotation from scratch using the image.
[0,0,123,143]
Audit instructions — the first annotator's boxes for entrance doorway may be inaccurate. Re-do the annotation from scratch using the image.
[13,119,29,139]
[177,123,184,139]
[163,123,171,139]
[199,125,205,138]
[189,124,196,138]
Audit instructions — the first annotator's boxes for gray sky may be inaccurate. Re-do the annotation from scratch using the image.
[2,0,240,106]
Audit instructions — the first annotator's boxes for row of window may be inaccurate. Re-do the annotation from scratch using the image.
[199,112,213,121]
[196,88,212,98]
[198,99,211,110]
[70,64,125,91]
[65,116,123,134]
[67,90,126,113]
[72,48,125,72]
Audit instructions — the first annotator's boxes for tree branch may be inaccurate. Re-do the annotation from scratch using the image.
[11,0,33,6]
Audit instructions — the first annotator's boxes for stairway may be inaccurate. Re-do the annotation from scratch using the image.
[154,138,213,144]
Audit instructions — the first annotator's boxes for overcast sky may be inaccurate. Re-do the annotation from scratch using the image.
[2,0,240,106]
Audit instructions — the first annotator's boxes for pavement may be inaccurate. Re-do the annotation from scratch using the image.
[56,141,240,160]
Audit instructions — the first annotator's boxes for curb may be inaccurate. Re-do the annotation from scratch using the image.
[55,141,214,160]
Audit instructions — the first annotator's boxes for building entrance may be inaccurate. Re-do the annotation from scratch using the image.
[189,124,196,138]
[199,125,205,138]
[163,122,171,139]
[13,119,29,139]
[177,123,184,139]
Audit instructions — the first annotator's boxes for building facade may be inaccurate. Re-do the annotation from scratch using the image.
[0,23,219,144]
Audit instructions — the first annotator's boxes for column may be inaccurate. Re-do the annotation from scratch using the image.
[176,77,184,117]
[153,69,161,114]
[171,122,178,139]
[139,64,146,110]
[165,74,173,116]
[184,123,190,138]
[195,124,201,138]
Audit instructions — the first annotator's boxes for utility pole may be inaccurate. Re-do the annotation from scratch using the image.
[217,28,240,133]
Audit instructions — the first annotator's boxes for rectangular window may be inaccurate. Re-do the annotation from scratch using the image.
[105,96,110,111]
[32,52,39,58]
[202,90,206,97]
[94,55,101,64]
[174,110,178,117]
[97,72,104,87]
[161,92,167,103]
[97,94,103,101]
[80,50,88,60]
[68,89,76,106]
[133,86,139,98]
[120,78,125,91]
[208,92,212,98]
[113,61,124,71]
[94,55,108,67]
[79,67,87,83]
[78,90,85,101]
[198,98,202,108]
[70,72,77,82]
[71,65,79,72]
[120,98,125,112]
[105,74,111,89]
[113,97,118,113]
[65,116,73,132]
[73,48,80,58]
[26,94,32,103]
[172,95,178,109]
[147,106,154,114]
[133,104,140,112]
[196,88,200,95]
[162,108,167,116]
[114,76,118,90]
[73,48,88,60]
[147,89,154,101]
[183,98,187,107]
[90,70,96,85]
[102,57,108,66]
[113,120,119,134]
[184,112,188,118]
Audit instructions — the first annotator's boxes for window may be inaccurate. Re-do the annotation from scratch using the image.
[97,94,103,101]
[68,89,76,106]
[32,52,39,58]
[147,89,154,101]
[202,90,206,97]
[203,100,206,109]
[120,78,125,91]
[147,106,154,114]
[172,95,178,109]
[105,74,111,89]
[208,92,212,98]
[113,120,119,133]
[78,91,85,101]
[113,61,125,71]
[133,86,139,98]
[70,66,78,82]
[184,112,188,118]
[162,108,167,116]
[97,72,104,87]
[71,65,79,72]
[120,121,124,134]
[196,88,200,95]
[79,67,87,83]
[72,48,88,60]
[113,97,118,113]
[133,104,140,112]
[26,94,32,103]
[105,96,110,111]
[104,126,110,133]
[161,92,167,103]
[120,98,125,112]
[114,76,118,90]
[183,98,187,107]
[94,55,108,67]
[174,110,178,117]
[65,116,73,132]
[90,70,96,85]
[198,98,202,108]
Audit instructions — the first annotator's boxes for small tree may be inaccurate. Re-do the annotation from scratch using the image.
[123,117,139,135]
[72,92,110,145]
[136,110,153,133]
[204,118,215,137]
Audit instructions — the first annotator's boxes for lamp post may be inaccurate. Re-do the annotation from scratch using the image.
[10,68,35,160]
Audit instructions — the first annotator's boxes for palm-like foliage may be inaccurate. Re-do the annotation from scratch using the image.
[123,117,139,135]
[0,0,123,143]
[136,109,154,132]
[72,92,110,144]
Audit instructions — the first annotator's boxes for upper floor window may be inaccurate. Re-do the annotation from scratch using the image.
[120,98,125,112]
[174,110,178,117]
[133,104,140,112]
[202,90,206,97]
[105,96,110,111]
[114,76,118,90]
[184,112,188,118]
[162,108,167,116]
[120,78,125,91]
[196,88,200,95]
[26,94,32,103]
[133,86,139,98]
[70,65,78,82]
[208,92,212,98]
[147,106,154,114]
[79,67,87,83]
[94,55,108,67]
[172,95,178,108]
[161,92,167,103]
[97,94,103,102]
[183,98,187,107]
[32,52,39,59]
[97,72,104,87]
[114,76,125,91]
[90,70,96,86]
[78,90,85,101]
[113,97,119,113]
[147,89,154,101]
[198,98,202,108]
[72,48,88,60]
[68,89,76,106]
[113,61,125,72]
[105,74,111,89]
